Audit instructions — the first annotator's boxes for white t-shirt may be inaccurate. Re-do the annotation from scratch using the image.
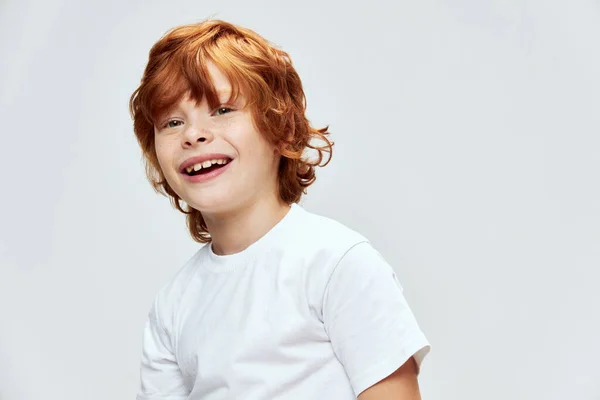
[137,203,430,400]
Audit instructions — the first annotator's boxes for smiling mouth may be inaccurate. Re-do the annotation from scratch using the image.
[183,158,233,176]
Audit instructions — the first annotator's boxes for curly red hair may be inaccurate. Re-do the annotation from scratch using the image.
[129,18,334,243]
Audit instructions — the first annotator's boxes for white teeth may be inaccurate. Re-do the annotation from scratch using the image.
[185,158,230,174]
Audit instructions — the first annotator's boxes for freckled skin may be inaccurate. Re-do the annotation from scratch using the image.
[154,61,281,220]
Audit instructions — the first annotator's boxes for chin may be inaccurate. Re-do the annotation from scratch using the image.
[185,193,237,215]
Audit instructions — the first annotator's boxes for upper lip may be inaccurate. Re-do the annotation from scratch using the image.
[179,153,233,173]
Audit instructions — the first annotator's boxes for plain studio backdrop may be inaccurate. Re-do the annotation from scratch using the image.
[1,0,599,399]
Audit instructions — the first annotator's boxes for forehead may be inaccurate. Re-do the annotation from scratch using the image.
[206,60,229,89]
[152,59,250,123]
[175,87,243,109]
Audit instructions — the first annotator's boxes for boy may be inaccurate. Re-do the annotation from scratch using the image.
[129,18,430,400]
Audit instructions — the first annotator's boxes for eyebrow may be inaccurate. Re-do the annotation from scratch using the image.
[217,89,244,105]
[165,88,236,114]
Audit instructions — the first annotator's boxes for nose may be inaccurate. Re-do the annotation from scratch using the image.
[181,124,213,148]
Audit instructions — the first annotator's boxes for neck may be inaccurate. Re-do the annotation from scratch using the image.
[203,195,291,256]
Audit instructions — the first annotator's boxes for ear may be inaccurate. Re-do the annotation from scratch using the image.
[274,133,293,155]
[273,138,284,155]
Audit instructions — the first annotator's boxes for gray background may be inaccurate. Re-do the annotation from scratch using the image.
[1,0,599,399]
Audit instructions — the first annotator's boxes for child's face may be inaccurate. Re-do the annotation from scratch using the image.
[153,61,280,216]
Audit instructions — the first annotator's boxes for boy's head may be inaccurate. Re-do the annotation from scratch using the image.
[129,19,333,243]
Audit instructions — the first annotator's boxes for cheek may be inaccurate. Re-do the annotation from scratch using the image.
[154,139,174,173]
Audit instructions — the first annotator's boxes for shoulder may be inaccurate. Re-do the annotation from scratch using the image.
[283,204,377,300]
[150,247,205,323]
[290,204,369,254]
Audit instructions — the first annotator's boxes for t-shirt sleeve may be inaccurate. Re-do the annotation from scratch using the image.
[136,293,189,400]
[322,241,431,397]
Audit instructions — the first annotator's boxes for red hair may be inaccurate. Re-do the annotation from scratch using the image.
[129,18,333,243]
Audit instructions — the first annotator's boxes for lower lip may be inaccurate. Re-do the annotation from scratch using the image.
[181,160,233,183]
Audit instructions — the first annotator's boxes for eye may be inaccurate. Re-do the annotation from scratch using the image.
[163,119,183,129]
[214,107,233,116]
